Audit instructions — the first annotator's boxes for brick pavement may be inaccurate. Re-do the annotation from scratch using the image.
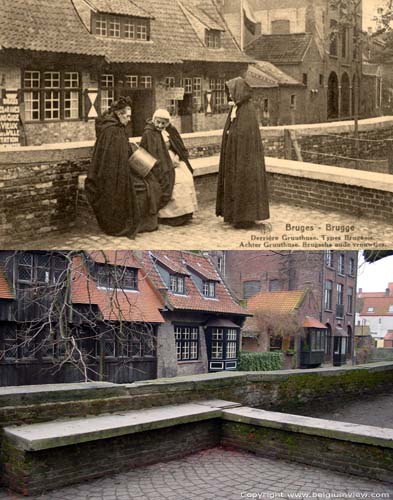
[14,201,393,251]
[298,392,393,429]
[0,447,391,500]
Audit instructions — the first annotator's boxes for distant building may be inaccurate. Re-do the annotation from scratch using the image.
[209,250,358,366]
[220,0,367,122]
[357,283,393,348]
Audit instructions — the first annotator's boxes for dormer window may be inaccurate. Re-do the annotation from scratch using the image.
[92,13,150,41]
[97,264,138,291]
[170,275,185,294]
[203,281,216,298]
[206,29,221,48]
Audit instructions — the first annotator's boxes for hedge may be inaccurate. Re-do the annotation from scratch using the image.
[238,351,284,371]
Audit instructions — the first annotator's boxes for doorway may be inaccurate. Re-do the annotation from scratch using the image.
[121,89,154,137]
[178,94,193,133]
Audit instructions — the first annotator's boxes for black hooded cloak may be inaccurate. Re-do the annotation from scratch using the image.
[140,121,176,208]
[216,77,270,224]
[85,113,141,237]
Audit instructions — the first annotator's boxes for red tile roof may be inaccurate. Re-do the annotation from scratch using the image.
[358,295,393,316]
[243,290,307,333]
[247,290,307,315]
[141,251,247,315]
[0,267,14,299]
[88,251,142,269]
[71,255,164,323]
[245,33,313,64]
[303,316,326,329]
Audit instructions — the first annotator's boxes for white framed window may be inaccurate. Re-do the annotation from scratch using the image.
[324,280,333,310]
[140,76,152,88]
[206,29,221,48]
[226,342,237,359]
[64,72,79,119]
[109,17,121,37]
[125,75,138,88]
[165,77,175,88]
[193,77,202,111]
[209,78,227,113]
[95,14,107,36]
[166,99,177,116]
[170,275,185,294]
[325,250,333,267]
[389,305,393,313]
[175,326,199,361]
[202,281,216,298]
[338,254,345,275]
[183,78,192,94]
[44,71,60,120]
[24,70,81,121]
[101,74,115,112]
[367,307,374,312]
[124,21,135,38]
[136,23,148,40]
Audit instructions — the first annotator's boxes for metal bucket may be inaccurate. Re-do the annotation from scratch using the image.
[129,147,158,177]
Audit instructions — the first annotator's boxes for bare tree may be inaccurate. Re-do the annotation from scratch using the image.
[0,251,156,384]
[254,310,303,352]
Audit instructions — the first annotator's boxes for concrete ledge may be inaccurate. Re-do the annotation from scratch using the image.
[3,401,224,451]
[222,406,393,449]
[0,382,126,408]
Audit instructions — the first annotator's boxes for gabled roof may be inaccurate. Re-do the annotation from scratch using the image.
[0,0,250,65]
[186,261,220,281]
[358,295,393,316]
[152,252,190,276]
[71,255,165,323]
[180,3,224,31]
[85,0,152,18]
[303,316,326,329]
[243,289,308,333]
[141,251,247,316]
[0,0,105,58]
[245,64,278,89]
[0,267,13,300]
[88,251,142,269]
[253,61,303,87]
[245,33,313,65]
[247,290,307,315]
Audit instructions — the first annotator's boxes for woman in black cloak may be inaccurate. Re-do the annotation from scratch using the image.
[140,109,197,226]
[216,77,270,228]
[85,97,141,238]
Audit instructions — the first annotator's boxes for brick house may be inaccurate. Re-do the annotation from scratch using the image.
[357,283,393,348]
[139,251,248,376]
[243,289,327,369]
[221,0,364,122]
[0,250,247,386]
[245,61,305,125]
[210,250,358,366]
[0,0,250,146]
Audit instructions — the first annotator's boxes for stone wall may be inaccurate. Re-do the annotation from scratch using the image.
[1,117,393,244]
[1,363,392,428]
[221,421,393,484]
[2,420,220,495]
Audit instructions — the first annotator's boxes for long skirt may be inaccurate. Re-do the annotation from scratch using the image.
[158,160,198,224]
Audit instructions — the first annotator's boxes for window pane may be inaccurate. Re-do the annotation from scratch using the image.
[126,75,138,88]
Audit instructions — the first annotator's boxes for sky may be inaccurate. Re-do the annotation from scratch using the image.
[357,252,393,291]
[363,0,386,30]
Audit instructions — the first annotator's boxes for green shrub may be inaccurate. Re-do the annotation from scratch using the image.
[238,351,283,371]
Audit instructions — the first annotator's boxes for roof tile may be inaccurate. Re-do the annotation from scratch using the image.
[86,0,152,18]
[246,33,312,64]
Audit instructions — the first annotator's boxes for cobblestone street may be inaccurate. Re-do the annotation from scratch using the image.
[0,446,392,500]
[297,391,393,429]
[17,201,393,250]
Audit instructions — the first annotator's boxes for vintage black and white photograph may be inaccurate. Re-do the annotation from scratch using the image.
[0,0,393,249]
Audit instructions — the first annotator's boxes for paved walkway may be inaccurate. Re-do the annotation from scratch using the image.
[14,201,393,250]
[0,446,391,500]
[298,391,393,429]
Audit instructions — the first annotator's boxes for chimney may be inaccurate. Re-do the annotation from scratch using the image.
[386,288,390,297]
[389,282,393,294]
[358,288,362,294]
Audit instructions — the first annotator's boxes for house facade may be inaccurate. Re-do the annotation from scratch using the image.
[357,283,393,348]
[221,0,365,122]
[0,250,247,386]
[210,250,358,366]
[0,0,250,146]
